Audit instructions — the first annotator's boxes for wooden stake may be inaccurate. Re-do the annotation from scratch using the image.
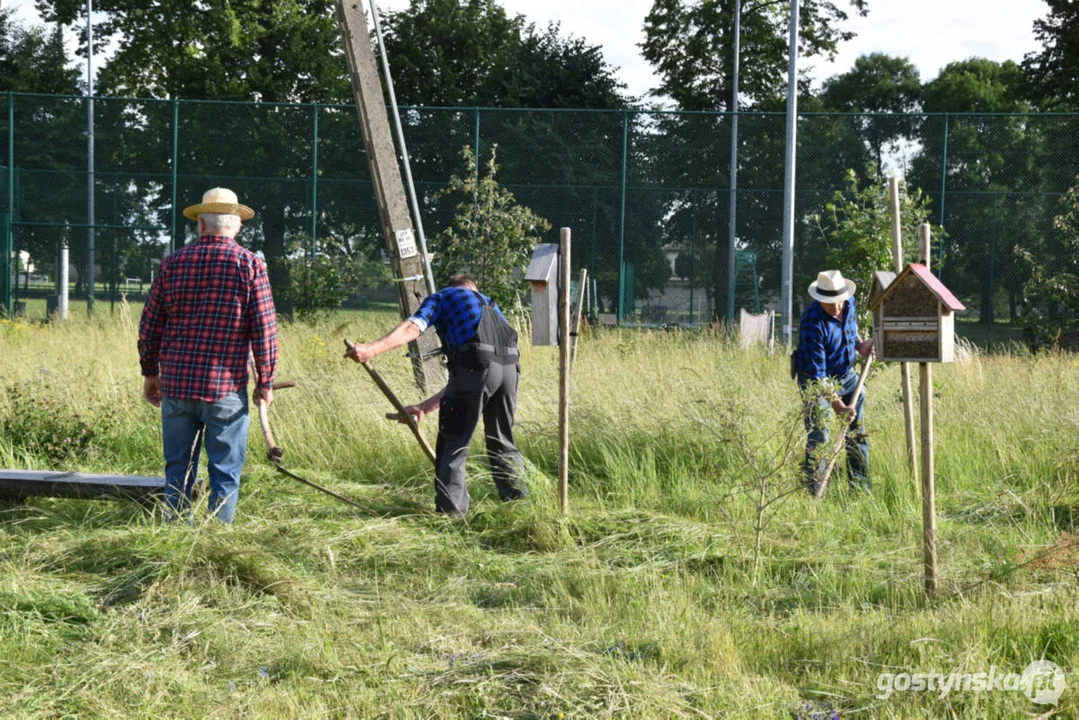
[558,228,572,515]
[889,176,918,486]
[918,223,938,596]
[571,268,588,363]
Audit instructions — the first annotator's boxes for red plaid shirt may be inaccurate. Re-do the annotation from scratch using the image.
[138,235,278,401]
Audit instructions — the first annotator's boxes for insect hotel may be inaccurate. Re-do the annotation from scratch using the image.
[868,263,965,363]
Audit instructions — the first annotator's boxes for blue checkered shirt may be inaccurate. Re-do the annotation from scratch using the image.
[795,298,859,383]
[408,286,507,353]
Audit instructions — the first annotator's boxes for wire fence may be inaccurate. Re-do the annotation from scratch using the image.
[0,92,1076,345]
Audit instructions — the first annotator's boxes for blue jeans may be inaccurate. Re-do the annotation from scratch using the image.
[801,368,869,495]
[161,392,250,524]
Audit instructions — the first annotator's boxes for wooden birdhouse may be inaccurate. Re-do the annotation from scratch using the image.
[869,263,965,363]
[525,243,559,346]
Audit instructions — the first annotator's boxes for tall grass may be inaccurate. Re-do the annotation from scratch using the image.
[0,308,1076,718]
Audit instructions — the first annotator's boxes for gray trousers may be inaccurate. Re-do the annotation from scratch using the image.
[435,360,528,516]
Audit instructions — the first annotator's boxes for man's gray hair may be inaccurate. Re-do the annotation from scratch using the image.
[199,212,242,236]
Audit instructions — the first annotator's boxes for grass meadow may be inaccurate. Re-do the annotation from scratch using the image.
[0,305,1077,719]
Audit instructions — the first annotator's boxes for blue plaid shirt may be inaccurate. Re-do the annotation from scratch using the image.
[408,286,507,353]
[795,298,859,383]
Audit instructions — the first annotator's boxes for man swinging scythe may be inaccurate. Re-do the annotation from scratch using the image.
[346,274,529,518]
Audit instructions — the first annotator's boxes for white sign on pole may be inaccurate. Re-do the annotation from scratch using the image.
[395,229,418,259]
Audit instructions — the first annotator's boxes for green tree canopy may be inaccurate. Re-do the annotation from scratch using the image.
[1022,0,1079,110]
[379,0,628,108]
[640,0,868,111]
[821,53,921,172]
[0,9,80,94]
[36,0,351,102]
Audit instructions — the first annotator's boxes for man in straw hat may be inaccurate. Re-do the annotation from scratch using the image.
[138,188,278,523]
[793,269,875,495]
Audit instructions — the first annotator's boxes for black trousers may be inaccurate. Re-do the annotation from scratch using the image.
[434,360,528,516]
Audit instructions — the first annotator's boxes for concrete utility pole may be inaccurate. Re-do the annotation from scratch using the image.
[335,0,443,392]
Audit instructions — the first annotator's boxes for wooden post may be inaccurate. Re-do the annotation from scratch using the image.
[335,0,442,392]
[889,177,918,486]
[558,228,572,515]
[918,222,938,596]
[571,268,588,363]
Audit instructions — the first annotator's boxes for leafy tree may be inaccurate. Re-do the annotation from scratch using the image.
[36,0,354,315]
[1022,0,1079,110]
[910,58,1038,324]
[434,144,550,309]
[640,0,869,111]
[821,53,921,173]
[811,169,938,329]
[0,10,80,94]
[1015,176,1079,350]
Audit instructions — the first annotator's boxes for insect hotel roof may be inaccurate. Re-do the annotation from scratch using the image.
[868,264,965,313]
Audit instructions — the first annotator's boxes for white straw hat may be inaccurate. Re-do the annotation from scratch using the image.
[808,270,856,303]
[183,187,254,221]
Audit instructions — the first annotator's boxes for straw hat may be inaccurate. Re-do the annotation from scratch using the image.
[808,270,855,304]
[182,187,254,221]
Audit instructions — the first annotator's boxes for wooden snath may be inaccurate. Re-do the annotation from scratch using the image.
[335,0,442,392]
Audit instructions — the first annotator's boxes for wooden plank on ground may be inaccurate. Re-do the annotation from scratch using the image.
[0,469,165,501]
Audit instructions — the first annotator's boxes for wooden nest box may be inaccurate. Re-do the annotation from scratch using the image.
[868,264,965,363]
[525,243,559,346]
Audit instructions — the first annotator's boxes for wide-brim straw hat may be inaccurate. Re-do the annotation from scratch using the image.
[183,187,254,221]
[808,269,856,304]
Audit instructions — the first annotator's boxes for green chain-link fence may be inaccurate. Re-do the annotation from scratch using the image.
[1,92,1076,346]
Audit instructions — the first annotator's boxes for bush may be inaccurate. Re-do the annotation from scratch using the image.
[2,381,118,463]
[278,235,391,321]
[1015,177,1079,350]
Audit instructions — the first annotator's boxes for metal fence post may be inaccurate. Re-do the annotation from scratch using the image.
[170,98,179,253]
[937,112,948,269]
[3,92,12,316]
[617,108,628,326]
[310,102,319,259]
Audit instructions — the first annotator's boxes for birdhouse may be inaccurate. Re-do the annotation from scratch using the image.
[525,243,559,346]
[869,263,966,363]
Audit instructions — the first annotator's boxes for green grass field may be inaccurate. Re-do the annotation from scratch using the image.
[0,307,1076,718]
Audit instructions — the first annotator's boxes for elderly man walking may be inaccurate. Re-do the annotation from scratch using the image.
[793,270,875,495]
[345,274,528,517]
[138,188,278,523]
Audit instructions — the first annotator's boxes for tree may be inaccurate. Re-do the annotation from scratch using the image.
[1022,0,1079,110]
[812,170,938,329]
[821,53,921,173]
[910,58,1038,325]
[434,144,550,309]
[1015,176,1079,350]
[0,9,80,94]
[640,0,869,111]
[36,0,354,315]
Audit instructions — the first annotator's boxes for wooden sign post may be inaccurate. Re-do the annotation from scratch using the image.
[918,223,938,596]
[558,228,572,515]
[888,177,919,487]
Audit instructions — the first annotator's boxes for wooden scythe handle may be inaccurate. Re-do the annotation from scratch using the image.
[344,339,438,466]
[813,353,874,500]
[257,398,285,462]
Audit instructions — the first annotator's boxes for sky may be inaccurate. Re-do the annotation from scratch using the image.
[2,0,1052,103]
